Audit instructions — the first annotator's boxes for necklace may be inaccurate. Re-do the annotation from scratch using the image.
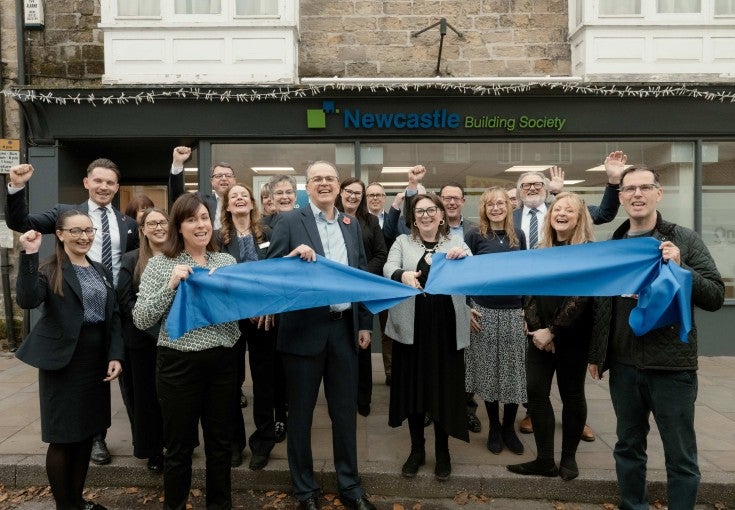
[493,230,507,244]
[237,229,251,237]
[415,236,446,265]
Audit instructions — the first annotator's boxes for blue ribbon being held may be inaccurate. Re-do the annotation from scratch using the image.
[424,237,692,341]
[165,255,420,340]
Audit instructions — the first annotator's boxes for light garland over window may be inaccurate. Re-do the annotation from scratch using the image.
[3,82,735,106]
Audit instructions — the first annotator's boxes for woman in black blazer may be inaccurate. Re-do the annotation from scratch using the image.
[336,177,388,417]
[116,207,169,472]
[218,183,276,470]
[15,210,123,510]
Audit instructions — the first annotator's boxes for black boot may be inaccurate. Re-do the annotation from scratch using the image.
[401,447,426,478]
[486,425,502,454]
[434,449,451,481]
[501,424,524,455]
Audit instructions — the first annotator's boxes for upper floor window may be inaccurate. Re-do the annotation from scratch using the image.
[599,0,641,15]
[657,0,701,12]
[175,0,221,14]
[118,0,160,16]
[715,0,735,14]
[115,0,280,17]
[237,0,278,15]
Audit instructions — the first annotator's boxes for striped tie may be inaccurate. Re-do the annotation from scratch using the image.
[529,208,538,249]
[98,207,113,274]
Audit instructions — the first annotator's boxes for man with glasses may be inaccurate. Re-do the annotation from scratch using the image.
[5,159,139,466]
[588,164,723,510]
[365,182,387,228]
[267,161,376,510]
[170,146,236,229]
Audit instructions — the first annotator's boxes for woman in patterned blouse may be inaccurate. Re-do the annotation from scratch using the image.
[133,193,239,510]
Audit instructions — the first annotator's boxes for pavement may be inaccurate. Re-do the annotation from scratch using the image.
[1,352,734,508]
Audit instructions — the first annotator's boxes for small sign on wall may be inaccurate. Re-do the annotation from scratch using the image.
[0,139,20,175]
[24,0,44,30]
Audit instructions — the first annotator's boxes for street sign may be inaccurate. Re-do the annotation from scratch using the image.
[0,139,20,174]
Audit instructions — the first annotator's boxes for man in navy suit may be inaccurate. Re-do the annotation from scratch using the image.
[267,161,376,510]
[5,158,139,465]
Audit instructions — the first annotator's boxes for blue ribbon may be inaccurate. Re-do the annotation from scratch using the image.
[165,237,692,342]
[424,237,692,341]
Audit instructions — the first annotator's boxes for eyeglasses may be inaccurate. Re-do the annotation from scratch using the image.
[342,189,363,198]
[144,220,168,229]
[485,201,507,208]
[520,182,544,190]
[367,193,385,199]
[61,227,96,238]
[272,189,295,197]
[415,206,439,217]
[211,173,235,180]
[309,175,339,184]
[619,184,659,195]
[440,196,463,203]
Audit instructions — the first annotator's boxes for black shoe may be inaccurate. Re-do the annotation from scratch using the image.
[339,495,377,510]
[274,421,286,443]
[240,390,248,408]
[434,453,451,481]
[90,439,111,465]
[486,427,502,455]
[559,455,579,481]
[357,403,371,417]
[80,501,108,510]
[502,427,524,455]
[401,447,426,478]
[423,412,432,427]
[467,412,481,433]
[249,453,269,471]
[147,453,164,472]
[298,496,319,510]
[231,449,243,468]
[385,374,391,386]
[507,459,559,477]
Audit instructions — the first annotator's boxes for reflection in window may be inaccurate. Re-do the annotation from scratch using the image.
[237,0,278,15]
[175,0,221,14]
[599,0,641,15]
[715,0,735,14]
[118,0,160,16]
[657,0,701,13]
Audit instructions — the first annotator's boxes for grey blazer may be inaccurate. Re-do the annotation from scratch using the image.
[383,233,472,350]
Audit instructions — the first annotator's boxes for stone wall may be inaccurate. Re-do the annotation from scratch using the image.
[299,0,571,78]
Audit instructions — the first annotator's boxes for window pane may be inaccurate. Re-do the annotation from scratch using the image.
[237,0,279,15]
[174,0,221,14]
[715,0,735,14]
[657,0,701,13]
[703,142,735,299]
[118,0,160,16]
[599,0,641,15]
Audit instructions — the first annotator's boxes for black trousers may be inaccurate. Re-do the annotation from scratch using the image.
[357,343,372,408]
[157,346,236,510]
[125,344,164,459]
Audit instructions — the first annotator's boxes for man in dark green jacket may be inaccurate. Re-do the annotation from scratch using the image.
[588,165,724,510]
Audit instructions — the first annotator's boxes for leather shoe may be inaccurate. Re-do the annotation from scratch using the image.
[385,374,391,386]
[80,501,108,510]
[298,496,319,510]
[339,495,377,510]
[581,423,596,442]
[519,414,533,434]
[248,453,269,471]
[147,453,164,472]
[357,403,370,417]
[467,412,481,433]
[231,449,243,468]
[90,439,111,465]
[274,421,286,443]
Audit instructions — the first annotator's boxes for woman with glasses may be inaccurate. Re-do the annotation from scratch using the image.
[336,177,388,417]
[507,192,594,482]
[116,207,169,473]
[133,194,239,509]
[464,187,528,456]
[384,194,472,481]
[15,210,123,510]
[218,183,277,470]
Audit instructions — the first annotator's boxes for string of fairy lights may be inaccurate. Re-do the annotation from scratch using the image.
[3,82,735,106]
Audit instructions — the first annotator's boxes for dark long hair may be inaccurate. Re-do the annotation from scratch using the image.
[40,209,90,296]
[219,183,265,246]
[335,177,370,224]
[161,194,218,257]
[124,194,154,221]
[134,207,170,284]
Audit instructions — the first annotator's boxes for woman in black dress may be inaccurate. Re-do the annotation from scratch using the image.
[384,194,471,481]
[15,210,123,510]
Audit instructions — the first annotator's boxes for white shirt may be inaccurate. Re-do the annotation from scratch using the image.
[89,200,122,284]
[520,203,548,246]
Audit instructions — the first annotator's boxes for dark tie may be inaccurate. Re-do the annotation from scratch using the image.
[98,207,113,274]
[529,208,538,249]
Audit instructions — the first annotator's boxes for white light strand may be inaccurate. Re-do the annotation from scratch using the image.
[4,82,735,106]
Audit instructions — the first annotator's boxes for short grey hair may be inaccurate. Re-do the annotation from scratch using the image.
[516,171,549,193]
[268,174,297,192]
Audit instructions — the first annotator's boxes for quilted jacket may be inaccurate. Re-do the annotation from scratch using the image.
[588,212,724,372]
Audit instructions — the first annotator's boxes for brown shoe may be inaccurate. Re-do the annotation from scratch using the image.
[519,414,533,434]
[581,424,596,442]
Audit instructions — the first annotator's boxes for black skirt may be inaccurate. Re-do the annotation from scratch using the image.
[38,323,111,443]
[388,293,469,442]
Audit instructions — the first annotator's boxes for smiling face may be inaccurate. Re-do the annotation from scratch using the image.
[306,162,340,213]
[179,204,212,252]
[226,185,253,218]
[413,197,444,241]
[141,210,169,249]
[340,182,364,215]
[439,185,465,225]
[210,165,236,196]
[83,167,119,208]
[518,173,547,209]
[482,191,508,229]
[366,184,386,215]
[549,196,580,242]
[56,214,95,259]
[619,168,662,231]
[271,180,296,213]
[260,189,276,215]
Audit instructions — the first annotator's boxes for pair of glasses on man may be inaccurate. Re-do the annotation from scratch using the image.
[619,184,659,195]
[520,182,544,190]
[61,227,97,238]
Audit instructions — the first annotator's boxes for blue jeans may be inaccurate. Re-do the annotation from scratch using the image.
[609,362,699,510]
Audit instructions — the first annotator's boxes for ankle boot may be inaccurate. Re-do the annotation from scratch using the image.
[501,424,524,455]
[434,450,451,481]
[486,425,502,454]
[401,447,426,478]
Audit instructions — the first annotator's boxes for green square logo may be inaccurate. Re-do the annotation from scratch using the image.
[306,109,326,129]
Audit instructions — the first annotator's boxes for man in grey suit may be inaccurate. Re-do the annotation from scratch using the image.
[266,161,376,510]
